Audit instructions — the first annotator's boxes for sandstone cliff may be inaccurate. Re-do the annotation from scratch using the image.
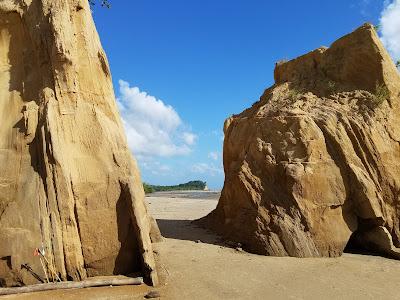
[0,0,158,286]
[200,24,400,259]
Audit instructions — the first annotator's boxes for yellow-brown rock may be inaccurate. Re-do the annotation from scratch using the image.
[200,24,400,259]
[0,0,158,286]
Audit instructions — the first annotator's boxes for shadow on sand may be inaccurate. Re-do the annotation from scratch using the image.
[156,219,225,247]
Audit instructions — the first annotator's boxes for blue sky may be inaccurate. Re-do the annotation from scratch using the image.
[92,0,400,190]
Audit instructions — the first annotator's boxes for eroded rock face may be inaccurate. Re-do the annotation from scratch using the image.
[0,0,158,286]
[200,24,400,258]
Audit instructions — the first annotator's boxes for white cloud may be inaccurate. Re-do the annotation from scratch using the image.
[191,163,223,177]
[208,151,219,161]
[182,132,197,145]
[117,80,197,157]
[139,160,171,176]
[380,0,400,60]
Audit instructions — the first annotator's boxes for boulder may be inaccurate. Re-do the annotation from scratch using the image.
[0,0,158,286]
[199,24,400,258]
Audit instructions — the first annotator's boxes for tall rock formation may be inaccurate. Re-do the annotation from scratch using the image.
[0,0,158,286]
[200,24,400,259]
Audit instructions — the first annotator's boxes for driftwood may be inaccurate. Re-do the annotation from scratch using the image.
[0,276,143,296]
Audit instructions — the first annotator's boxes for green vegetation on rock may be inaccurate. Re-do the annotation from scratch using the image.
[143,181,207,194]
[372,83,390,107]
[373,24,381,32]
[287,88,304,102]
[88,0,111,8]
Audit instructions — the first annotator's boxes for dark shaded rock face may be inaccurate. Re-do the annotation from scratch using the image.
[199,24,400,259]
[0,0,157,286]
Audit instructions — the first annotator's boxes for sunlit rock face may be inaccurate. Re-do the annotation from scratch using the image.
[200,24,400,259]
[0,0,157,286]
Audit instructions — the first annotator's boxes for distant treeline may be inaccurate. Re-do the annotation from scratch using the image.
[143,181,207,194]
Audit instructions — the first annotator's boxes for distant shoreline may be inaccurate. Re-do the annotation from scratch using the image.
[146,190,221,200]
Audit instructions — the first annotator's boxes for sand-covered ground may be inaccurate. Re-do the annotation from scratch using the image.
[149,191,400,300]
[0,284,150,300]
[3,191,400,299]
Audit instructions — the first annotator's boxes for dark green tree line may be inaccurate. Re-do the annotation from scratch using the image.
[143,181,208,194]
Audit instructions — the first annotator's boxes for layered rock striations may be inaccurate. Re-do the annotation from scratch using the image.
[200,24,400,259]
[0,0,158,286]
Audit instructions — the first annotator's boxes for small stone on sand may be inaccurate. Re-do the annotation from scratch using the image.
[145,290,161,298]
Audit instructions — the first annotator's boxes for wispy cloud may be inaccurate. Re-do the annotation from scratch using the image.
[140,160,171,176]
[117,80,197,158]
[182,132,197,146]
[212,129,225,142]
[191,163,223,177]
[208,151,219,161]
[359,0,372,17]
[380,0,400,61]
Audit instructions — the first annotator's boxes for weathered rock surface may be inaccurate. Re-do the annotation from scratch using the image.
[199,24,400,258]
[0,0,158,286]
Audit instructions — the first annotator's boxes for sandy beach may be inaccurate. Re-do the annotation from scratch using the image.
[148,191,400,300]
[2,191,400,300]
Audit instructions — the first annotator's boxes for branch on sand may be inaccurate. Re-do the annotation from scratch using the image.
[0,276,143,296]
